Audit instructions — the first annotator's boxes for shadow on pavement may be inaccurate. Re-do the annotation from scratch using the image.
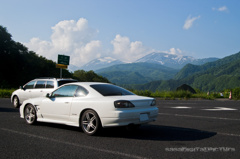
[0,107,19,113]
[35,122,216,141]
[99,124,217,141]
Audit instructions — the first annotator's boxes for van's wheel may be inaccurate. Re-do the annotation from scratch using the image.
[81,110,101,135]
[13,96,20,108]
[24,104,37,125]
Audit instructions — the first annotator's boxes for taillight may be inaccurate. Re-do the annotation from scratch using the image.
[151,99,156,106]
[114,100,135,108]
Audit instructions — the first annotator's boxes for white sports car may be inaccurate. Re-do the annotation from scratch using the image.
[20,82,158,135]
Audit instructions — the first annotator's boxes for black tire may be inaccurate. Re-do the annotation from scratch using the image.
[13,96,20,108]
[81,110,101,136]
[24,104,37,125]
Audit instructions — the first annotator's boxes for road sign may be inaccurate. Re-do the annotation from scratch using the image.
[58,55,70,65]
[56,64,68,69]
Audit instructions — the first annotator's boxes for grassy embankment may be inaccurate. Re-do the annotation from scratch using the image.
[0,89,15,98]
[132,89,240,100]
[1,88,239,100]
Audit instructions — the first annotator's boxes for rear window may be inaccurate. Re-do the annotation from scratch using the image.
[90,84,135,96]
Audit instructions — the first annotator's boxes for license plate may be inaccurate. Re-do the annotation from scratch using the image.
[140,114,149,121]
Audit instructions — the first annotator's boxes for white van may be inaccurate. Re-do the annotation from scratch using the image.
[11,78,77,108]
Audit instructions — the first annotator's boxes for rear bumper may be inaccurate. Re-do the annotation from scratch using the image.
[101,107,158,127]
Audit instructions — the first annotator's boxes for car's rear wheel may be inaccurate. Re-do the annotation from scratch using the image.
[81,110,101,135]
[13,96,20,108]
[24,104,37,125]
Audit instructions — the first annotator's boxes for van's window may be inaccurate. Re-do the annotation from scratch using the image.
[35,81,46,88]
[46,81,54,88]
[24,81,36,89]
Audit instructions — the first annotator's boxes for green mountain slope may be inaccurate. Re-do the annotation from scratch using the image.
[128,52,240,92]
[182,58,240,91]
[96,63,179,84]
[174,52,240,80]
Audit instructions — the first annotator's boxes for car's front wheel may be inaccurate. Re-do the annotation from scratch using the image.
[13,96,20,108]
[24,104,37,125]
[81,110,101,135]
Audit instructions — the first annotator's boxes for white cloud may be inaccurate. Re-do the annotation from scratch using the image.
[218,6,228,12]
[25,18,151,66]
[111,34,150,62]
[72,40,102,66]
[212,6,228,12]
[25,18,101,67]
[183,15,201,30]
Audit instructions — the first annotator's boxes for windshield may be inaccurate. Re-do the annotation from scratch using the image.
[90,84,135,96]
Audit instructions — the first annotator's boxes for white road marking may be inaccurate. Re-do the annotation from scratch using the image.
[202,107,237,111]
[171,106,191,109]
[159,113,240,121]
[168,106,238,111]
[1,128,148,159]
[163,102,197,105]
[218,132,240,137]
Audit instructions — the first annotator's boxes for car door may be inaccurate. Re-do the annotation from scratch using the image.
[32,80,47,98]
[40,85,78,122]
[18,80,36,102]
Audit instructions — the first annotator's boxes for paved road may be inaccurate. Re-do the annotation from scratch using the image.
[0,98,240,159]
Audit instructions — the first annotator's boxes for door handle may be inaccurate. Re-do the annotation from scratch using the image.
[65,102,69,104]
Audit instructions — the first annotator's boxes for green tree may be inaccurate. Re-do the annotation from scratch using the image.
[0,25,72,88]
[73,70,110,83]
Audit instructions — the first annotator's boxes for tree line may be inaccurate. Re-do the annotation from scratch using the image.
[0,25,109,88]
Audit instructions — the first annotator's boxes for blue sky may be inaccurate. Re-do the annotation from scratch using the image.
[1,0,240,67]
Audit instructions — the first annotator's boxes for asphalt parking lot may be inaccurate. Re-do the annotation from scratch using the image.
[0,98,239,159]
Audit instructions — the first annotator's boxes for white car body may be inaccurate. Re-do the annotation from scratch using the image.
[11,78,77,108]
[20,82,158,135]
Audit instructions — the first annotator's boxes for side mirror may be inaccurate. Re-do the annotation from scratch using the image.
[19,86,23,90]
[46,93,51,98]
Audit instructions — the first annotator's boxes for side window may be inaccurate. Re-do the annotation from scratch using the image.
[52,85,78,97]
[75,86,89,97]
[35,81,46,89]
[46,81,54,88]
[24,81,36,89]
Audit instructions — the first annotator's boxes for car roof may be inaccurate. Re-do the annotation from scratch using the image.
[34,78,77,81]
[65,82,110,86]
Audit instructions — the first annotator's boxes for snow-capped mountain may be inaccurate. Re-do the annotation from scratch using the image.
[135,52,195,69]
[69,53,219,72]
[135,52,218,69]
[80,57,124,71]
